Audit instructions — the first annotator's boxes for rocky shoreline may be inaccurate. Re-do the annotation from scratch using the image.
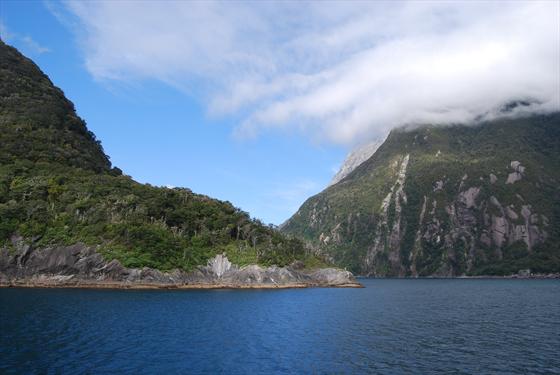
[1,280,360,290]
[357,274,560,280]
[0,242,362,289]
[457,274,560,279]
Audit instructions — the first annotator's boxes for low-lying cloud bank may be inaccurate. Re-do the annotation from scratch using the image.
[57,0,559,144]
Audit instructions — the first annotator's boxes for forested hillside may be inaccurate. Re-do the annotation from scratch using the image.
[0,40,316,271]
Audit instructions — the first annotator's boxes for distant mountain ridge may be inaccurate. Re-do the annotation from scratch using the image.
[283,113,560,276]
[329,140,383,186]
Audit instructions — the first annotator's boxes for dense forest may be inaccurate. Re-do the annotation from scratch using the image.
[0,40,321,271]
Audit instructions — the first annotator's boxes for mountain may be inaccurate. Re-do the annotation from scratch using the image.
[329,140,382,186]
[0,42,112,173]
[282,113,560,276]
[0,40,323,273]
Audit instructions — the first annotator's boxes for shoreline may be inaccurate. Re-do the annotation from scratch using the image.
[1,247,363,290]
[356,274,560,280]
[0,280,363,290]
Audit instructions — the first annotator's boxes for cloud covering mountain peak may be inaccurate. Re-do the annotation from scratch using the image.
[57,0,559,145]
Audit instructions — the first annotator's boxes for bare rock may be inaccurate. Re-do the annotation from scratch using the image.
[207,253,233,278]
[505,206,518,220]
[459,187,480,208]
[506,161,525,184]
[491,216,508,248]
[309,268,355,285]
[506,172,522,184]
[329,140,382,186]
[0,246,361,288]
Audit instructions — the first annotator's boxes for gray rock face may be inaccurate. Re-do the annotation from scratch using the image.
[329,140,383,186]
[310,268,356,285]
[433,180,444,191]
[0,242,361,288]
[486,202,547,252]
[360,152,546,277]
[506,160,525,184]
[491,215,508,249]
[459,187,480,209]
[505,206,518,220]
[365,154,410,275]
[207,253,232,278]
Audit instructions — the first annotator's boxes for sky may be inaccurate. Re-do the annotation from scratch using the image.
[1,0,559,224]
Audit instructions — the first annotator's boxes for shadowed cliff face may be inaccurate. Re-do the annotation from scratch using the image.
[282,114,560,276]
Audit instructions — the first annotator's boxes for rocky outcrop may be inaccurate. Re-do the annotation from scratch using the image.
[486,197,548,252]
[0,240,361,289]
[207,253,232,278]
[506,161,525,184]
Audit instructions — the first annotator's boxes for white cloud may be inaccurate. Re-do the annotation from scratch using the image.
[21,36,50,54]
[0,20,13,41]
[0,20,50,54]
[57,0,559,144]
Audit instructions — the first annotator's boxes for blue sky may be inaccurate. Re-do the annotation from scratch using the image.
[1,1,558,224]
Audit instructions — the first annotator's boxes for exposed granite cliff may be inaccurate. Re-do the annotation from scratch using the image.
[0,239,361,289]
[282,114,560,276]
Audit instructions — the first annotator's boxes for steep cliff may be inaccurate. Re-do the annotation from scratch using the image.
[283,114,560,276]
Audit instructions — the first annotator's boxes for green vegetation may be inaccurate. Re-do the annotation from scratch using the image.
[0,40,316,271]
[471,242,560,276]
[283,113,560,276]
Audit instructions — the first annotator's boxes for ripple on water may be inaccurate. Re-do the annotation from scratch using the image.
[1,279,559,374]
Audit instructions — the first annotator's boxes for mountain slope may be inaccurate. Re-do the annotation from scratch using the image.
[329,140,382,186]
[0,40,317,271]
[0,42,112,173]
[282,114,560,276]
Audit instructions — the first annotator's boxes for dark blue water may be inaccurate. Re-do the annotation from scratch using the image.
[1,279,559,374]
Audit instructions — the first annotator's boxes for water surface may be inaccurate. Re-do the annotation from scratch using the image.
[1,279,559,374]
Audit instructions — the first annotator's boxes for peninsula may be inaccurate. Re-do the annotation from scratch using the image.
[0,41,360,289]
